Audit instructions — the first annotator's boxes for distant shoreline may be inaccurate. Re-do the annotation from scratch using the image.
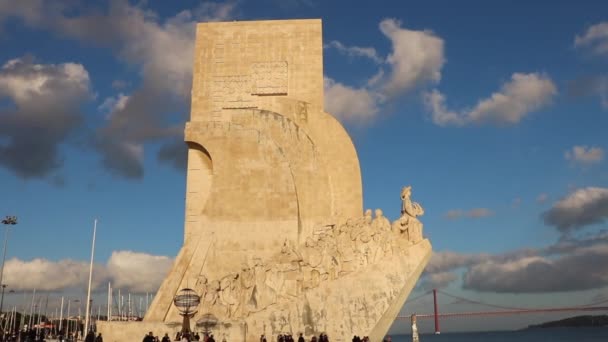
[526,315,608,329]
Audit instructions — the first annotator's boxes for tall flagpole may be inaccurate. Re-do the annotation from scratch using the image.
[59,297,64,333]
[107,282,111,321]
[84,219,97,334]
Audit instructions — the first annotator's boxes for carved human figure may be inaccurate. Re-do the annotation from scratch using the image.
[336,224,357,275]
[201,279,223,317]
[302,237,323,268]
[396,186,425,243]
[372,209,391,232]
[359,209,374,243]
[238,263,255,317]
[196,275,216,318]
[278,240,303,264]
[251,258,276,311]
[219,273,240,317]
[400,186,424,218]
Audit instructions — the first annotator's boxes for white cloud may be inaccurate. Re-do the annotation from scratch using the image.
[575,22,608,56]
[425,251,489,273]
[98,93,130,116]
[0,58,89,106]
[420,271,457,290]
[0,0,237,179]
[537,193,549,204]
[565,145,604,166]
[425,232,608,294]
[326,41,382,64]
[325,19,445,123]
[423,89,464,126]
[107,251,174,293]
[3,257,107,292]
[2,251,173,293]
[379,19,445,96]
[324,77,380,123]
[0,57,92,178]
[543,187,608,232]
[464,244,608,292]
[425,73,557,126]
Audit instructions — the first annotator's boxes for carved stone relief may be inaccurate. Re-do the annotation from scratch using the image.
[194,187,425,321]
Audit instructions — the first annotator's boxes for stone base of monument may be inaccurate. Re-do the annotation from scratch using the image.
[98,239,431,342]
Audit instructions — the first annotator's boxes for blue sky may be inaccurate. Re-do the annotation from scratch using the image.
[1,0,608,333]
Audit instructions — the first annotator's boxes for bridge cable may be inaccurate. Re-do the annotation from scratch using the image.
[404,290,431,305]
[438,289,608,311]
[437,290,531,311]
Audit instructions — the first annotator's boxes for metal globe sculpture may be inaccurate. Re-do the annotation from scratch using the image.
[173,288,201,334]
[196,313,218,334]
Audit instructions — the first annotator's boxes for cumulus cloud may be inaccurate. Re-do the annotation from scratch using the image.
[324,19,444,123]
[425,251,489,274]
[420,271,457,290]
[324,77,380,123]
[3,257,107,292]
[426,232,608,293]
[463,244,608,292]
[420,228,608,294]
[326,41,382,64]
[379,19,444,96]
[157,139,188,171]
[0,0,236,178]
[107,251,174,293]
[565,145,604,166]
[537,193,549,204]
[0,57,91,179]
[98,93,129,116]
[2,250,173,293]
[425,73,557,126]
[543,187,608,233]
[444,208,494,220]
[575,22,608,56]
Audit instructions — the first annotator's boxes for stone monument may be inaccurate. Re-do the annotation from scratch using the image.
[98,19,431,342]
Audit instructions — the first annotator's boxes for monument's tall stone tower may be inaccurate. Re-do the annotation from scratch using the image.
[99,19,431,342]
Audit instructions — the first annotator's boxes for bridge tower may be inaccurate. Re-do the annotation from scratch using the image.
[433,289,440,334]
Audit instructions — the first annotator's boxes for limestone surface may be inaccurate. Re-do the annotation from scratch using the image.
[98,19,432,342]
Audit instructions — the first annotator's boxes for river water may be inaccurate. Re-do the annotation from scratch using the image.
[388,328,608,342]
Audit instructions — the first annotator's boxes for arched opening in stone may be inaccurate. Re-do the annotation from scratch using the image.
[184,141,213,229]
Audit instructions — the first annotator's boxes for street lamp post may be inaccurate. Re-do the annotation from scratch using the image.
[0,215,16,338]
[0,284,6,317]
[0,285,6,342]
[0,216,17,314]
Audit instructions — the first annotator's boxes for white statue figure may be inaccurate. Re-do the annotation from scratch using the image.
[400,186,424,218]
[394,186,425,243]
[411,314,419,342]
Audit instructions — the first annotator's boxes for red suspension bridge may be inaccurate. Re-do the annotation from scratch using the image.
[396,289,608,334]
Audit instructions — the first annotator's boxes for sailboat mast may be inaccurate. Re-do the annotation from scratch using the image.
[84,219,97,334]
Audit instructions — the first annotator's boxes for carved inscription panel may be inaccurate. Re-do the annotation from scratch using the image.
[251,61,288,95]
[209,61,288,114]
[212,75,254,111]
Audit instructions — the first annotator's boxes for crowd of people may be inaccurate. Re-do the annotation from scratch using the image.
[139,331,397,342]
[143,331,224,342]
